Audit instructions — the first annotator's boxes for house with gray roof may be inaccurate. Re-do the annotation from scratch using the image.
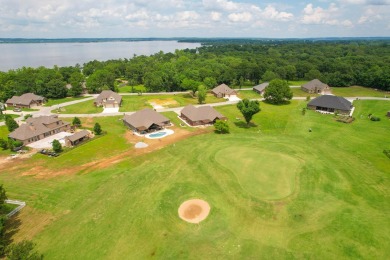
[8,115,71,145]
[180,105,226,126]
[123,108,170,133]
[94,90,122,108]
[253,82,269,95]
[211,84,237,98]
[65,130,90,146]
[301,79,330,94]
[307,95,353,114]
[6,93,46,108]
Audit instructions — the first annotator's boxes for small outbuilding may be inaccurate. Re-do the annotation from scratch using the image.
[65,130,90,146]
[180,105,226,126]
[6,93,46,108]
[211,84,237,98]
[301,79,330,94]
[307,95,353,114]
[94,90,122,108]
[253,82,269,95]
[123,108,171,133]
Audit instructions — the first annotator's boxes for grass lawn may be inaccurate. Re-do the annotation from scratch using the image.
[44,96,89,107]
[0,126,12,156]
[0,114,18,122]
[119,93,225,112]
[54,100,103,114]
[291,88,320,97]
[287,80,309,86]
[331,86,389,97]
[237,90,262,99]
[118,85,146,93]
[1,100,389,259]
[6,107,38,112]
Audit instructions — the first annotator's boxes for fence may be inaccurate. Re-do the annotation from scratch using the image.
[5,199,26,218]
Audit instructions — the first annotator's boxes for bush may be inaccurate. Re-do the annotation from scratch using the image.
[24,114,32,120]
[94,123,102,135]
[214,120,229,134]
[52,139,62,153]
[0,138,8,150]
[72,117,81,127]
[370,116,381,121]
[384,150,390,159]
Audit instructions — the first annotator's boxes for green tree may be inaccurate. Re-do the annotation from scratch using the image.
[203,77,216,89]
[237,99,261,125]
[262,70,279,82]
[72,117,81,127]
[264,79,293,104]
[68,72,84,97]
[94,123,102,135]
[86,69,115,93]
[6,240,43,260]
[0,138,8,150]
[214,120,229,134]
[181,78,200,97]
[52,139,62,153]
[197,85,207,104]
[5,116,18,132]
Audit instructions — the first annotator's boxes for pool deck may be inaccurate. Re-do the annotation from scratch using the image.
[144,129,174,139]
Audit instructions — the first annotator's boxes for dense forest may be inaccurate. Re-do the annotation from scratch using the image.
[0,40,389,101]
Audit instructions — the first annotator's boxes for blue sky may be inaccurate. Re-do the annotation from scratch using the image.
[0,0,389,38]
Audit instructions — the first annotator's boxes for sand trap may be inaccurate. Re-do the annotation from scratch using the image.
[178,199,210,224]
[135,142,148,148]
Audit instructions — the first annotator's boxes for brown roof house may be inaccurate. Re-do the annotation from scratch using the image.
[301,79,330,94]
[65,130,90,146]
[8,115,71,145]
[253,83,269,95]
[94,90,122,108]
[6,93,46,108]
[181,105,226,126]
[307,95,353,115]
[123,108,171,133]
[212,84,237,98]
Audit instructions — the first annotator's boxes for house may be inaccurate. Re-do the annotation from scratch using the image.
[8,115,71,145]
[181,105,227,126]
[301,79,330,94]
[253,83,269,95]
[6,93,46,108]
[123,108,171,133]
[307,95,353,114]
[212,84,237,98]
[94,90,122,108]
[65,130,90,146]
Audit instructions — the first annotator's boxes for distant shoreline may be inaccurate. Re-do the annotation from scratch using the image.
[0,37,389,44]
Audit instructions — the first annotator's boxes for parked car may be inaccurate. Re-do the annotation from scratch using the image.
[13,107,21,112]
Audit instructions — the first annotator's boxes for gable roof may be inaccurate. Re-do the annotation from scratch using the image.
[67,130,89,142]
[302,79,329,90]
[308,95,352,111]
[212,84,236,95]
[6,93,45,106]
[95,90,122,104]
[253,82,269,92]
[181,105,226,122]
[123,109,170,130]
[9,115,70,140]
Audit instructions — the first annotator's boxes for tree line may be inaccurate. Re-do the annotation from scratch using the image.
[0,40,389,102]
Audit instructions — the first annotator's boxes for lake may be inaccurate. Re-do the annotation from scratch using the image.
[0,41,201,71]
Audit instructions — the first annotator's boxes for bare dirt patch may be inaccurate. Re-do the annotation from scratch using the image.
[178,199,211,224]
[148,98,179,108]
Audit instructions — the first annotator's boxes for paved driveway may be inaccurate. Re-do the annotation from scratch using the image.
[27,132,72,149]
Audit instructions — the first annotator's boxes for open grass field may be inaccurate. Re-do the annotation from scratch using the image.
[331,86,389,97]
[119,93,225,112]
[287,80,309,86]
[0,100,389,259]
[44,96,89,107]
[117,85,146,93]
[291,88,320,98]
[54,100,103,114]
[237,90,262,99]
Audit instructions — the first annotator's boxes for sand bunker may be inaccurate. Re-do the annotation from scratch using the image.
[178,199,210,224]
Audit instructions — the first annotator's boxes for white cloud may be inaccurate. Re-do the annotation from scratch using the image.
[340,0,390,4]
[210,12,222,21]
[262,5,294,21]
[228,12,252,22]
[300,3,353,26]
[203,0,239,11]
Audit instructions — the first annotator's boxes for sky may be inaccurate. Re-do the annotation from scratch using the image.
[0,0,389,38]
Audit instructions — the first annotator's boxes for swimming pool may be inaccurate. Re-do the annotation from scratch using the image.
[145,129,174,139]
[149,131,167,138]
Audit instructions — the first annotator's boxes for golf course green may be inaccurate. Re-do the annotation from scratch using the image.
[0,99,389,259]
